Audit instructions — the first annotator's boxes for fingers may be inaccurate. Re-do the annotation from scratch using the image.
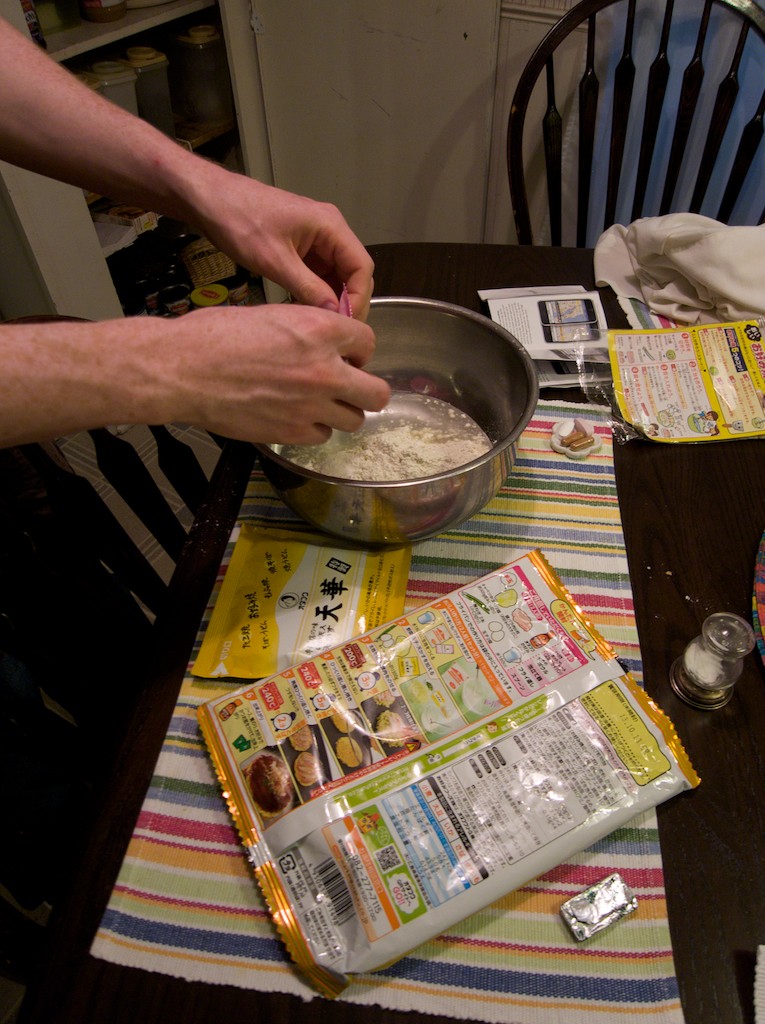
[337,365,391,417]
[162,304,389,447]
[335,323,376,369]
[296,422,333,445]
[193,179,375,317]
[286,259,344,311]
[273,200,374,319]
[289,257,374,321]
[331,243,374,320]
[278,386,389,446]
[299,362,390,440]
[264,365,390,446]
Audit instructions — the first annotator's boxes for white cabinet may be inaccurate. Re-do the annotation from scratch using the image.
[0,0,266,319]
[248,1,500,246]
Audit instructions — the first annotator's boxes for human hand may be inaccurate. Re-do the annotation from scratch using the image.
[187,172,374,319]
[156,303,390,444]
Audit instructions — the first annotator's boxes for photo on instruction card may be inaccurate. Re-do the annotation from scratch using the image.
[538,298,600,345]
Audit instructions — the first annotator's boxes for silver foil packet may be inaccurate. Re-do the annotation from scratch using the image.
[560,872,638,941]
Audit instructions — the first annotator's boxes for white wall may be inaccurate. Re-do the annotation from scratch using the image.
[250,0,501,246]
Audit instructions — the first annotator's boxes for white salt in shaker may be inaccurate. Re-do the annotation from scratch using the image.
[669,612,755,709]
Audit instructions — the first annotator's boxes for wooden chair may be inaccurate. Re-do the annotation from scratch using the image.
[28,425,218,619]
[0,317,227,981]
[507,0,765,246]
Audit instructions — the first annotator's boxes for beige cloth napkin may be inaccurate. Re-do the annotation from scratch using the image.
[594,214,765,325]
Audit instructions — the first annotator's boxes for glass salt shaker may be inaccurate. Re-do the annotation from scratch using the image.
[669,612,755,709]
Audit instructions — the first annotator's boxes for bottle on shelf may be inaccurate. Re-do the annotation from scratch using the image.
[220,269,252,306]
[122,46,175,139]
[19,0,47,47]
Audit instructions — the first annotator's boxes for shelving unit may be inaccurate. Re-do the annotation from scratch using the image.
[44,0,214,61]
[0,0,274,320]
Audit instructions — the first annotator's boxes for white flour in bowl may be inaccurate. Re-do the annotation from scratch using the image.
[278,393,492,482]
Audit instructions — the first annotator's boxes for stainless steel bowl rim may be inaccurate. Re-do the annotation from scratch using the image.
[254,296,539,488]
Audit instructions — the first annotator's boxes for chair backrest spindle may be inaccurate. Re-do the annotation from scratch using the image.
[543,58,564,245]
[20,440,170,617]
[508,0,765,246]
[577,17,600,245]
[717,85,765,222]
[89,427,189,562]
[604,0,637,233]
[690,19,749,212]
[660,0,713,214]
[631,0,675,221]
[0,316,227,942]
[149,424,215,516]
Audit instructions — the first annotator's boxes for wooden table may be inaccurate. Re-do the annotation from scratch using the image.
[20,244,765,1024]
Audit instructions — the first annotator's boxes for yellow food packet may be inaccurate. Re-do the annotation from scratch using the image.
[608,319,765,441]
[193,525,410,679]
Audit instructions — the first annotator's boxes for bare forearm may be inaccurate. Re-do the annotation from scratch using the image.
[0,320,172,445]
[0,18,216,225]
[0,308,389,447]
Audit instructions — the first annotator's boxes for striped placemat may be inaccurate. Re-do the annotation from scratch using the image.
[91,400,685,1024]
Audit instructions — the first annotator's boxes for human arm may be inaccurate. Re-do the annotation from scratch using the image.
[0,17,374,316]
[0,306,390,447]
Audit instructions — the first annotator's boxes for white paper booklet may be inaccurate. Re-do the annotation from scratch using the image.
[479,286,610,387]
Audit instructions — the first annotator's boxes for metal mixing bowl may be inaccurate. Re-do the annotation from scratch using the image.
[255,297,538,545]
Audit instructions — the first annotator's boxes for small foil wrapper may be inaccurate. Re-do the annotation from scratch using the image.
[560,872,638,941]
